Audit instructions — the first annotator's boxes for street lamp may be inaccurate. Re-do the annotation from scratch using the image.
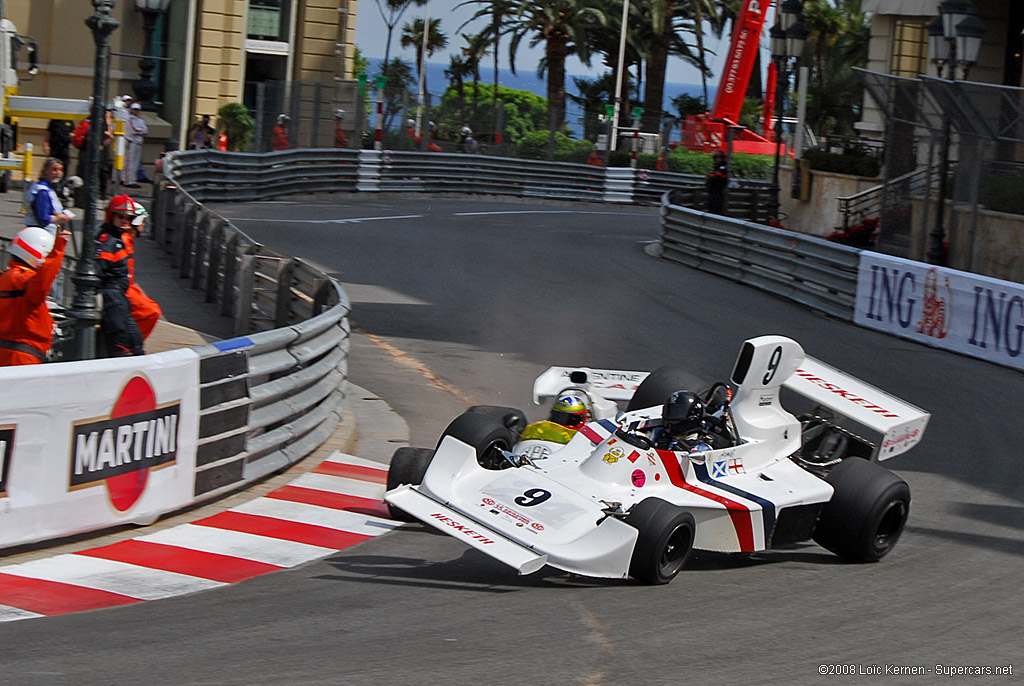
[769,1,806,219]
[69,0,120,360]
[132,0,172,111]
[926,1,983,265]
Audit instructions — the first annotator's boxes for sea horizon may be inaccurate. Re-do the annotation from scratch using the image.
[367,58,717,131]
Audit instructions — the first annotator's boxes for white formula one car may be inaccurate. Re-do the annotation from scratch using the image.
[384,335,929,584]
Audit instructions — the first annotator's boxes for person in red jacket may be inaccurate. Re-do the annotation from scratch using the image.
[272,114,291,150]
[96,195,146,356]
[122,202,162,339]
[0,227,70,365]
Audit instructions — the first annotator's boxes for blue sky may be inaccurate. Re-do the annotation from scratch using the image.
[352,0,746,87]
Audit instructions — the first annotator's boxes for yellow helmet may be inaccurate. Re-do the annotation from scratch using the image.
[550,393,589,429]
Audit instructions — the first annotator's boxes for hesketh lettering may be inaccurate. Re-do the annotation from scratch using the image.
[793,371,900,418]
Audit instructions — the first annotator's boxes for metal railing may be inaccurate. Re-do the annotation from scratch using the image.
[835,164,948,231]
[164,148,775,222]
[146,179,353,495]
[660,191,861,320]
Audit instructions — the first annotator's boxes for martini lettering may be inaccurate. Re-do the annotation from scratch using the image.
[70,405,180,487]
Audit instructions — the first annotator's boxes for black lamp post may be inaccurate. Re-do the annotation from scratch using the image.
[69,0,119,361]
[926,1,983,265]
[769,1,806,220]
[131,0,172,111]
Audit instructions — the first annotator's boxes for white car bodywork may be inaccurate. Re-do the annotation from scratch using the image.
[385,336,929,580]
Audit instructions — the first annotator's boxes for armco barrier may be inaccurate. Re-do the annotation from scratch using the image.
[163,148,774,221]
[660,190,861,321]
[0,172,351,551]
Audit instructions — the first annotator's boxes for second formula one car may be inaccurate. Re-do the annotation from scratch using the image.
[384,335,929,584]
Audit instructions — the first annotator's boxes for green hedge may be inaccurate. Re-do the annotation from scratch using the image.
[980,175,1024,216]
[803,148,881,178]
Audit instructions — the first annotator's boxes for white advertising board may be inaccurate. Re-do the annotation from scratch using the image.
[854,252,1024,372]
[0,349,201,549]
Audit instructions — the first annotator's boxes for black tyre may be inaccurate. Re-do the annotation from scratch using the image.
[386,447,435,522]
[627,366,708,412]
[438,410,518,470]
[466,405,527,438]
[812,457,911,562]
[624,498,695,584]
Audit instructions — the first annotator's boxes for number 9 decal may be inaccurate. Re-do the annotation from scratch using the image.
[515,488,552,507]
[762,346,783,385]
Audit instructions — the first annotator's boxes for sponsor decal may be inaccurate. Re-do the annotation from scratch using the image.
[792,370,900,418]
[603,446,625,464]
[0,425,13,497]
[68,375,181,512]
[856,254,1024,370]
[917,269,953,339]
[480,497,544,532]
[758,395,773,406]
[631,469,646,488]
[430,512,495,544]
[883,429,920,450]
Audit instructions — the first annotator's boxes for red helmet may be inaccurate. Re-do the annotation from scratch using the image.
[105,194,143,224]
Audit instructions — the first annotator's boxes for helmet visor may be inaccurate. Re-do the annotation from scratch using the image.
[550,410,586,428]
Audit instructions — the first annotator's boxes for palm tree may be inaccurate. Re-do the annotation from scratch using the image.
[458,0,518,137]
[401,16,448,124]
[639,0,729,131]
[445,54,472,123]
[461,32,490,120]
[375,0,428,67]
[799,0,869,135]
[506,0,607,132]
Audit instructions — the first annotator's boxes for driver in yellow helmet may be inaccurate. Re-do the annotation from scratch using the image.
[518,392,591,445]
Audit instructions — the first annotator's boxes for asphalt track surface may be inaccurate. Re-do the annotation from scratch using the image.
[3,193,1022,684]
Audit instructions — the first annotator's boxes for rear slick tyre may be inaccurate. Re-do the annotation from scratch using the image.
[627,366,707,412]
[625,498,695,585]
[812,457,911,562]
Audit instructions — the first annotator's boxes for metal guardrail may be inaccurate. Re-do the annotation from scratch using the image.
[164,148,775,221]
[147,179,352,496]
[660,192,861,321]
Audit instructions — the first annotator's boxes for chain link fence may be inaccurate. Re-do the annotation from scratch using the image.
[245,79,686,159]
[856,68,1024,279]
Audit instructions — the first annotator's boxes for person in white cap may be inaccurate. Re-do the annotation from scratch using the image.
[122,102,148,188]
[0,226,71,365]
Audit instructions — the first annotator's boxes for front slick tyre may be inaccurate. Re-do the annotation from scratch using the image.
[438,411,517,470]
[625,498,695,585]
[386,447,435,522]
[813,457,911,562]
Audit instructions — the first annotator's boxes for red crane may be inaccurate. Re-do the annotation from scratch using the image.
[680,0,785,155]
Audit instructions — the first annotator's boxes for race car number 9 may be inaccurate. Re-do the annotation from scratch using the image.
[514,488,552,507]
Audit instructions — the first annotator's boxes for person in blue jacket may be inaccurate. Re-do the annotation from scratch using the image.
[24,158,73,231]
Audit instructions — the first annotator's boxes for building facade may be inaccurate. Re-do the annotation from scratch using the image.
[3,0,358,176]
[857,0,1023,138]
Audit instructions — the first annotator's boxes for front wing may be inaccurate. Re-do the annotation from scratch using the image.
[385,437,640,578]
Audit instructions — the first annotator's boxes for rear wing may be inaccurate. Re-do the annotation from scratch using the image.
[531,366,649,405]
[783,356,930,460]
